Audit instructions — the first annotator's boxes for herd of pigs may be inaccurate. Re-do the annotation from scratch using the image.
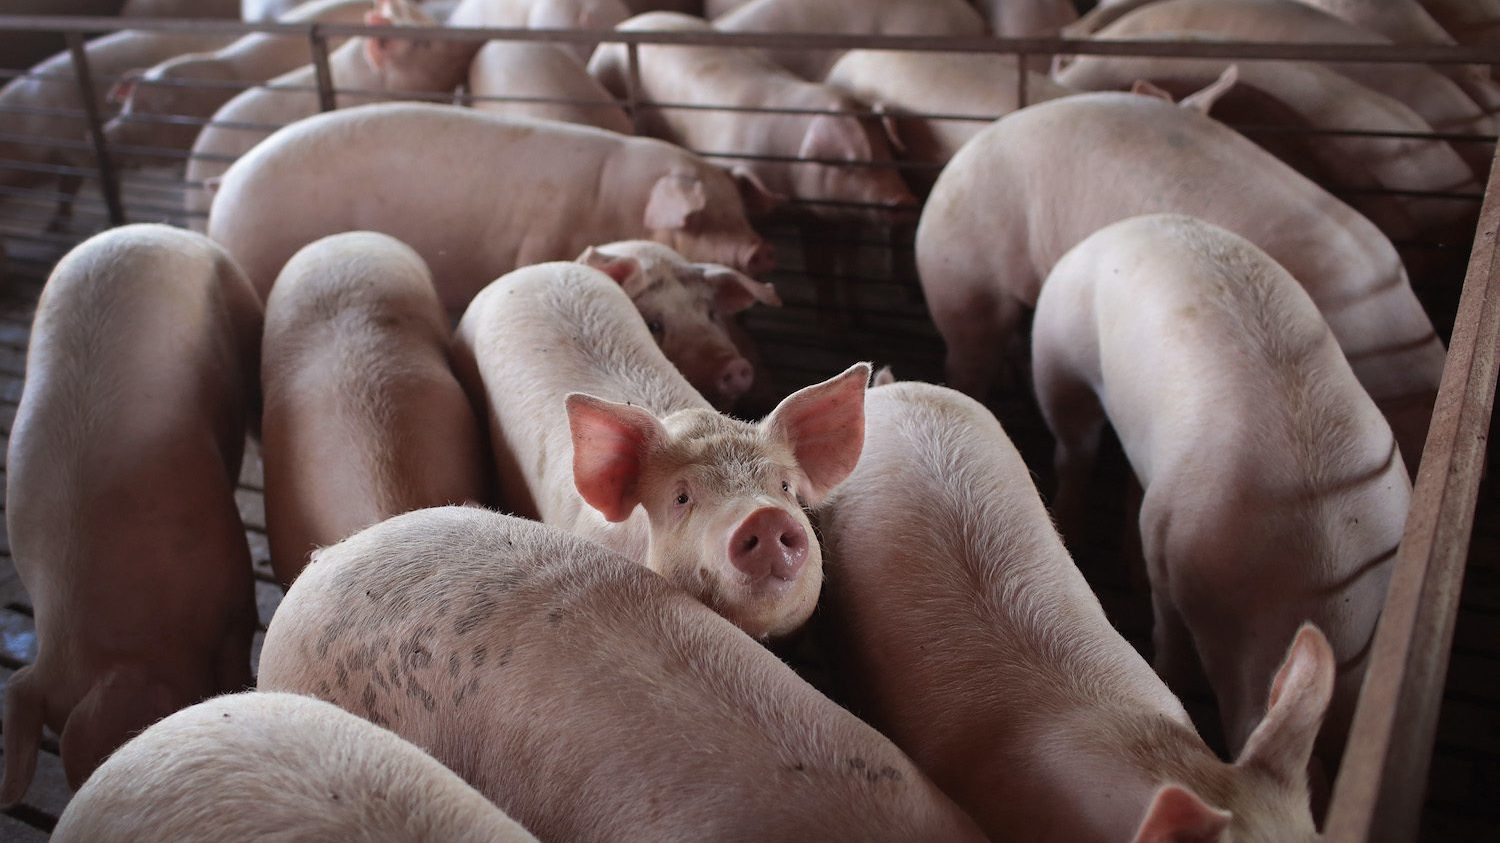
[0,0,1493,840]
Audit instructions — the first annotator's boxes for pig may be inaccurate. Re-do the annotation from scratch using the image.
[448,0,630,60]
[261,232,488,588]
[0,29,235,226]
[590,12,917,220]
[207,101,776,309]
[467,40,633,134]
[915,89,1445,474]
[184,0,479,230]
[258,506,986,841]
[0,224,262,805]
[1294,0,1460,46]
[1032,214,1410,772]
[452,261,867,638]
[52,692,541,843]
[1422,0,1500,76]
[1065,0,1500,177]
[712,0,987,81]
[824,50,1073,192]
[819,378,1335,843]
[571,240,781,409]
[1055,54,1481,243]
[103,0,374,164]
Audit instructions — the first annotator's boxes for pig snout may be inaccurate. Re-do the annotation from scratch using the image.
[717,357,754,403]
[728,507,808,582]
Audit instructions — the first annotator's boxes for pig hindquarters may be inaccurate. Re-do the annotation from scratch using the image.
[453,259,867,640]
[820,380,1331,843]
[52,692,540,843]
[261,231,488,587]
[257,506,985,842]
[1031,214,1410,772]
[1,224,262,804]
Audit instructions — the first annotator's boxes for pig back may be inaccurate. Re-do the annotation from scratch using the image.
[258,506,985,843]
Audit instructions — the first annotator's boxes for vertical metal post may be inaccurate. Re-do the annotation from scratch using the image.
[65,31,125,227]
[624,41,645,134]
[309,25,337,113]
[1016,48,1029,109]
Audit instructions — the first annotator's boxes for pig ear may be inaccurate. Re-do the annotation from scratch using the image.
[1179,64,1238,115]
[645,173,707,231]
[872,366,895,386]
[567,393,664,522]
[1129,784,1231,843]
[106,68,144,105]
[1131,79,1176,103]
[1236,624,1335,781]
[362,5,405,70]
[704,265,781,314]
[730,166,783,217]
[798,114,873,162]
[579,247,646,296]
[870,102,907,156]
[762,362,871,505]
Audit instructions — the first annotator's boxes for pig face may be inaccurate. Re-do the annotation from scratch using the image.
[104,58,238,161]
[794,111,919,221]
[579,241,781,410]
[567,363,870,639]
[643,169,778,275]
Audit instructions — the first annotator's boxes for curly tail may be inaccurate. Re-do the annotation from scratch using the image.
[1,665,45,808]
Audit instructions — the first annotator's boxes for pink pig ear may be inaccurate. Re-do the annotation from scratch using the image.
[730,166,783,217]
[1236,623,1335,781]
[1131,79,1176,103]
[762,362,871,505]
[644,173,708,231]
[703,264,781,314]
[567,393,665,522]
[798,113,873,163]
[579,246,646,296]
[1130,784,1231,843]
[1179,65,1238,115]
[362,6,399,70]
[106,69,144,105]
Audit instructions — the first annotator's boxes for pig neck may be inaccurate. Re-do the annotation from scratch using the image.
[328,40,388,105]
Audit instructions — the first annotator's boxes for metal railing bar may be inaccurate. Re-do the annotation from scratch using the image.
[0,226,100,246]
[0,160,96,179]
[1324,140,1500,843]
[62,32,122,226]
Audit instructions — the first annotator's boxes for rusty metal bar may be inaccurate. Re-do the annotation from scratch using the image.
[624,41,645,136]
[308,25,336,114]
[1016,50,1029,109]
[1324,143,1500,843]
[62,32,123,227]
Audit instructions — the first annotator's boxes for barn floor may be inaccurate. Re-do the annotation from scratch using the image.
[0,202,1495,838]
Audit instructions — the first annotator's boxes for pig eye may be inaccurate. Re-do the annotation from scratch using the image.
[781,481,791,494]
[646,319,665,336]
[675,491,690,506]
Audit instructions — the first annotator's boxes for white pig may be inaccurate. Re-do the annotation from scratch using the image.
[0,224,262,804]
[207,101,776,308]
[824,49,1073,192]
[103,0,374,163]
[590,12,916,220]
[261,231,489,588]
[972,0,1077,35]
[447,0,630,59]
[467,40,633,133]
[915,89,1445,474]
[452,261,867,639]
[0,29,234,225]
[712,0,987,81]
[258,506,987,842]
[184,0,478,230]
[1422,0,1500,77]
[1067,0,1500,177]
[1032,214,1410,770]
[820,379,1335,843]
[52,692,541,843]
[1055,53,1481,242]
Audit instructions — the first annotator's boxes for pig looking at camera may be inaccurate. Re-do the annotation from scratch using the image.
[208,101,776,311]
[453,261,867,640]
[1,225,262,805]
[819,379,1333,843]
[590,12,918,220]
[258,507,986,842]
[260,232,489,587]
[1031,214,1411,773]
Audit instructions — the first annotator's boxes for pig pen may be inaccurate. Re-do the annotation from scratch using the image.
[0,15,1496,842]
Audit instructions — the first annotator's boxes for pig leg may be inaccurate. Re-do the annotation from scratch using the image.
[932,291,1025,399]
[1148,589,1207,699]
[58,668,180,790]
[1032,342,1105,540]
[0,665,46,806]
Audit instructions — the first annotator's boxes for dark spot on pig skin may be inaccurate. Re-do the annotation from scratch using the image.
[372,666,391,692]
[452,676,482,708]
[448,652,462,679]
[387,659,404,690]
[335,659,349,691]
[315,613,357,658]
[455,594,499,636]
[401,628,434,671]
[497,646,513,667]
[361,685,388,726]
[547,607,564,626]
[790,762,805,773]
[471,645,488,669]
[869,766,902,784]
[317,681,332,698]
[407,676,437,713]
